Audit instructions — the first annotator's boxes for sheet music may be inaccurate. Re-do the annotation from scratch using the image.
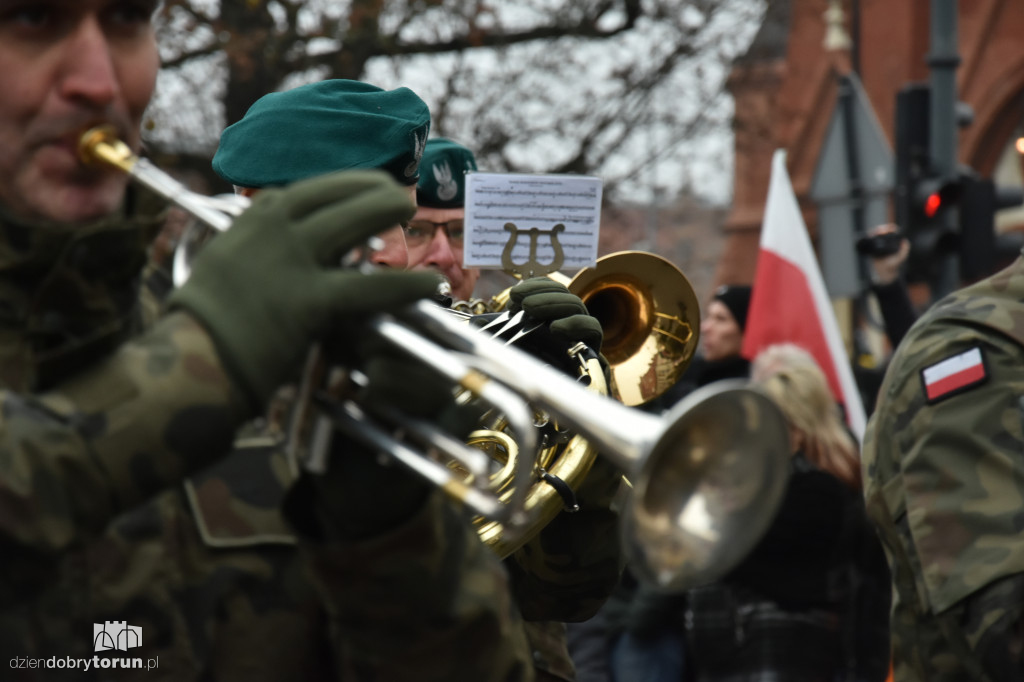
[464,172,602,271]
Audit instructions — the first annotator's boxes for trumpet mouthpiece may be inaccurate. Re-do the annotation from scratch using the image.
[78,125,136,174]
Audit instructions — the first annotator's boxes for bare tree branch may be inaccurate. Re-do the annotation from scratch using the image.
[147,0,766,204]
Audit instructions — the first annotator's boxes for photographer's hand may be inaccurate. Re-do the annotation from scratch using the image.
[867,223,910,286]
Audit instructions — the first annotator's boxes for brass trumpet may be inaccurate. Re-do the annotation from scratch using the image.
[557,251,701,407]
[483,251,701,408]
[79,127,793,591]
[456,250,700,557]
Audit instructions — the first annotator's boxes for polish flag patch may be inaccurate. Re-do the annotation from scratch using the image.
[921,347,988,403]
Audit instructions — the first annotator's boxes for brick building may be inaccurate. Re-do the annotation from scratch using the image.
[719,0,1024,291]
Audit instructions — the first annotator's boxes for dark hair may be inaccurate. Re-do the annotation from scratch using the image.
[712,284,752,332]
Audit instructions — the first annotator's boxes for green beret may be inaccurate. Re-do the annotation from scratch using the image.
[212,79,430,188]
[416,138,478,208]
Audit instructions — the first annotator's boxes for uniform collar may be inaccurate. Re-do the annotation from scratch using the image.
[0,187,167,390]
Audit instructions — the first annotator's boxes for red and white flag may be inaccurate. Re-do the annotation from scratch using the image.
[741,150,867,442]
[921,347,986,403]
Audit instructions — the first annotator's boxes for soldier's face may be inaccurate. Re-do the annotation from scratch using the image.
[405,205,480,301]
[700,300,744,362]
[0,0,160,223]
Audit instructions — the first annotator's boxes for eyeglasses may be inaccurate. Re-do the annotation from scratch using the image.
[404,219,465,249]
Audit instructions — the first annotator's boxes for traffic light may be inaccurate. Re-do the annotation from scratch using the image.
[894,83,929,240]
[917,175,961,219]
[895,83,959,283]
[958,172,994,280]
[959,172,1024,280]
[895,82,1024,284]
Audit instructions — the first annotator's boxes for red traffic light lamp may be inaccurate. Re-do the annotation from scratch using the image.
[916,175,961,219]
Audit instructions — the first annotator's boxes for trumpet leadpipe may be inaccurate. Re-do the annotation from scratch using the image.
[78,126,245,233]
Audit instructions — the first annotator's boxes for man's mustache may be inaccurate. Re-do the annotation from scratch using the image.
[31,112,137,158]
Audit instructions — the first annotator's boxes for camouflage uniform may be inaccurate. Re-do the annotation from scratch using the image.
[0,194,249,577]
[0,191,546,680]
[863,255,1024,681]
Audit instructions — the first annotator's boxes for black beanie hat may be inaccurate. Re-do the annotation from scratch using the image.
[713,284,752,332]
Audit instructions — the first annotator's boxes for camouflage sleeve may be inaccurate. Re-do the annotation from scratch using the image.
[865,317,1024,679]
[506,455,624,622]
[878,323,1024,613]
[285,485,535,682]
[0,311,247,560]
[936,573,1024,681]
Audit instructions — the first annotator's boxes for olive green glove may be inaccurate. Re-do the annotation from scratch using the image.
[507,278,604,352]
[168,170,439,411]
[505,277,610,383]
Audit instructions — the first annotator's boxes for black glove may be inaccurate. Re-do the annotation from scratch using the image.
[168,170,439,411]
[303,346,487,541]
[501,278,605,379]
[507,278,603,352]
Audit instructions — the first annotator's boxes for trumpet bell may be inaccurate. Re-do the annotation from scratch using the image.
[567,252,700,406]
[622,380,791,592]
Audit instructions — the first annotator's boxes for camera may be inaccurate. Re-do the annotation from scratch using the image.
[855,232,903,257]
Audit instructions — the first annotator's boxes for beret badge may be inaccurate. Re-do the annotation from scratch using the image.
[405,129,428,179]
[434,161,458,201]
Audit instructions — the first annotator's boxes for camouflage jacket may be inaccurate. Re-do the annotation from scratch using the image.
[0,195,549,681]
[863,256,1024,681]
[0,194,251,590]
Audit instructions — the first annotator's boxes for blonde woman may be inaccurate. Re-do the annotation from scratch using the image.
[751,343,862,490]
[684,344,890,682]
